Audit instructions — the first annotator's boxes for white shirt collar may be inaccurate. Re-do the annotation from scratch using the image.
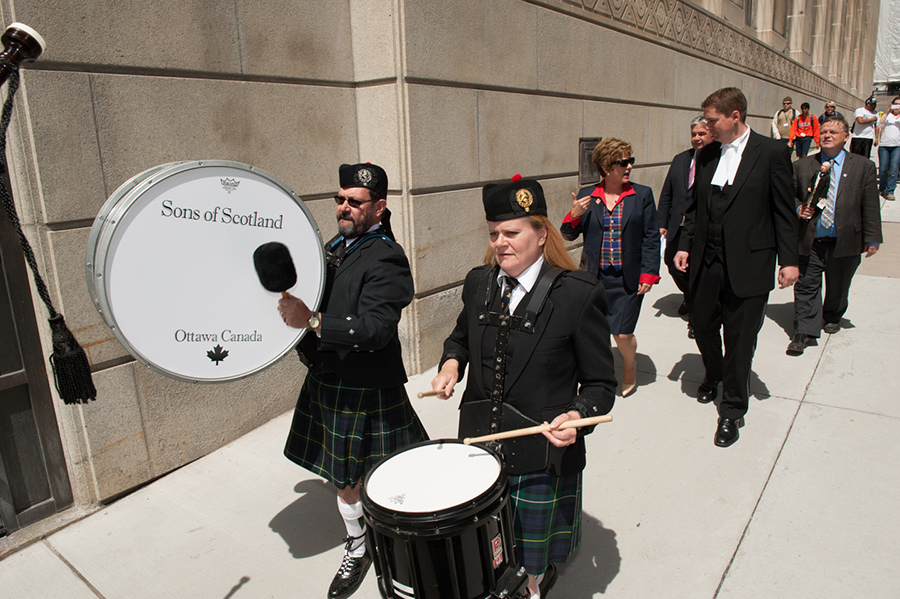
[711,126,751,187]
[497,256,544,313]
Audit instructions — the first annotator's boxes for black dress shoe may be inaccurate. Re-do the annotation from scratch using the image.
[714,417,744,447]
[823,322,840,334]
[697,379,719,404]
[328,550,372,599]
[539,564,558,597]
[786,333,809,355]
[677,300,689,315]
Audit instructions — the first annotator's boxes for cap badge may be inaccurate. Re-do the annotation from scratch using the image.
[516,188,533,213]
[356,168,373,186]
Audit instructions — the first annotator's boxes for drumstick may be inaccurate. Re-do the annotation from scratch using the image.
[463,415,612,445]
[417,389,445,398]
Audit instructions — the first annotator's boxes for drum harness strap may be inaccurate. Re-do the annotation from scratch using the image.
[324,230,392,268]
[478,266,566,435]
[0,68,96,404]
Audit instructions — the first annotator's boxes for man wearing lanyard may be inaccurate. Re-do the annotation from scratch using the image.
[787,117,883,355]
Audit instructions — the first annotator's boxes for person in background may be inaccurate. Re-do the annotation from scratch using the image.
[772,96,798,154]
[851,97,879,157]
[819,101,845,126]
[789,102,819,158]
[561,139,660,397]
[876,96,900,200]
[658,116,712,339]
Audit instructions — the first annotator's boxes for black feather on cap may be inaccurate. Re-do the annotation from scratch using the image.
[482,174,547,221]
[339,162,388,198]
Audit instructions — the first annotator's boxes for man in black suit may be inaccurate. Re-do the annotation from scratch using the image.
[658,115,712,337]
[278,163,427,599]
[787,116,882,355]
[674,88,799,447]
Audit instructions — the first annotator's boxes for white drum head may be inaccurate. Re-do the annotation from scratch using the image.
[86,161,324,383]
[365,442,502,513]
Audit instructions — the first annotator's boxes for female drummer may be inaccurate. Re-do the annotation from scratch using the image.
[431,175,617,599]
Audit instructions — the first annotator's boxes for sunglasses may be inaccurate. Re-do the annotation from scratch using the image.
[610,157,635,168]
[333,195,376,209]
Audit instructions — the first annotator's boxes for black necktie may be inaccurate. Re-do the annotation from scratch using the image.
[500,276,519,315]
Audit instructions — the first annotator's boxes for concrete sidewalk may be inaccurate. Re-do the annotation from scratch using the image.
[2,201,898,598]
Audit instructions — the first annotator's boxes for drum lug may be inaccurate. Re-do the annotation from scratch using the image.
[491,565,528,598]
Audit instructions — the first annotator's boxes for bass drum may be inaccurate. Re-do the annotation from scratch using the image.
[85,160,324,383]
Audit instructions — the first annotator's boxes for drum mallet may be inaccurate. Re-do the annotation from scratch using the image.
[417,389,446,398]
[463,415,612,445]
[253,242,297,298]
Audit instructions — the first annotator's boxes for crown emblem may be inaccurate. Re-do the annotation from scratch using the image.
[355,168,373,185]
[220,178,240,193]
[516,188,533,212]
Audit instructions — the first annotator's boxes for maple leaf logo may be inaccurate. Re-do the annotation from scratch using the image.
[207,345,229,365]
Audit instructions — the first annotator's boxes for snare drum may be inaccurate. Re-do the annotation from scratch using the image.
[85,161,325,383]
[361,440,526,599]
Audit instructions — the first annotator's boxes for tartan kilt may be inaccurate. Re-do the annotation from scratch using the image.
[509,471,582,575]
[284,371,428,488]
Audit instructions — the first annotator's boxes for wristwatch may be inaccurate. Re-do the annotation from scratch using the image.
[307,312,320,329]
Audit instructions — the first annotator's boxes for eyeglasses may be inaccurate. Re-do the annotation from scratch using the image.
[783,102,792,105]
[334,195,375,209]
[610,157,635,168]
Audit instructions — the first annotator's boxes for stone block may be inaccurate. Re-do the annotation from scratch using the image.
[413,286,464,372]
[478,92,582,181]
[135,355,303,477]
[351,0,398,81]
[582,100,650,154]
[237,0,354,81]
[51,228,130,368]
[89,75,358,214]
[12,1,240,73]
[16,71,106,225]
[411,187,486,294]
[407,85,479,191]
[536,10,609,97]
[356,84,402,190]
[403,0,538,88]
[79,363,152,501]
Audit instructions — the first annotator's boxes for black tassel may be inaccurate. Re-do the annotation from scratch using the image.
[48,314,96,405]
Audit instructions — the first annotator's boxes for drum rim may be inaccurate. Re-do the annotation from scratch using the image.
[360,439,508,526]
[84,160,325,383]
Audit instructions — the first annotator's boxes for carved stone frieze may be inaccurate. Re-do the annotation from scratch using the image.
[547,0,860,106]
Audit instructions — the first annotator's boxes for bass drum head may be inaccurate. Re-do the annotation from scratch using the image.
[363,440,504,516]
[86,160,324,383]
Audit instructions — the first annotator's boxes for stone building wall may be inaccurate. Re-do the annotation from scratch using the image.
[0,0,878,506]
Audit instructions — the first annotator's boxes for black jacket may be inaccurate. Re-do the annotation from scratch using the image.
[441,263,617,475]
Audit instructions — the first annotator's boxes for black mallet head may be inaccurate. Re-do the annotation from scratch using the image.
[253,242,297,297]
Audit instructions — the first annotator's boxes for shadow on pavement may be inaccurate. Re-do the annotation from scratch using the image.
[555,511,620,597]
[269,479,344,558]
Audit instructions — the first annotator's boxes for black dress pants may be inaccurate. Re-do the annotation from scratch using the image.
[794,239,861,337]
[665,227,691,304]
[691,258,768,420]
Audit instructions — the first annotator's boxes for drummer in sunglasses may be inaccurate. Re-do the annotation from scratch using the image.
[431,175,617,599]
[279,162,428,599]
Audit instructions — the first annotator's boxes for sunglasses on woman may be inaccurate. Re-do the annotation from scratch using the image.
[611,157,636,168]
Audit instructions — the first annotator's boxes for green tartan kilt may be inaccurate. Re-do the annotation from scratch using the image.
[509,471,583,575]
[284,371,428,488]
